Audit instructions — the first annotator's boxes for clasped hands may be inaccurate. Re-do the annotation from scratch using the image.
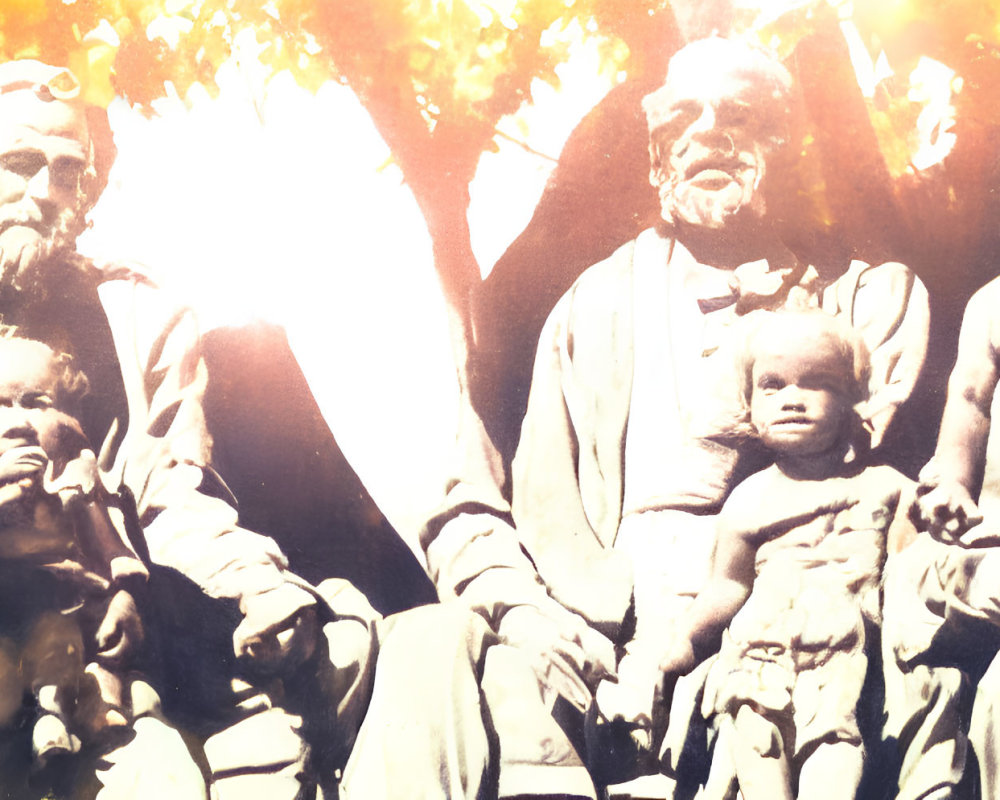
[497,601,617,714]
[594,636,695,752]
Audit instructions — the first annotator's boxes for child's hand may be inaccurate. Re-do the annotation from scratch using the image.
[914,476,983,544]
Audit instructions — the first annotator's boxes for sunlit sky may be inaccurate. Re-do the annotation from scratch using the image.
[77,25,620,553]
[75,3,958,553]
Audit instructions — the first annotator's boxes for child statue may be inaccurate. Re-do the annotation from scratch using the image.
[653,311,915,800]
[0,329,158,777]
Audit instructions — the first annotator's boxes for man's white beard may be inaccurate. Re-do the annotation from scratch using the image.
[659,169,766,230]
[0,208,82,297]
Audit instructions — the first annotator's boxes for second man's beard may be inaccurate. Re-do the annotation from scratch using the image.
[658,169,766,231]
[0,212,82,299]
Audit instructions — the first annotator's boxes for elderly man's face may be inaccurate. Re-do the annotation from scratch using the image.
[0,94,89,293]
[649,66,788,231]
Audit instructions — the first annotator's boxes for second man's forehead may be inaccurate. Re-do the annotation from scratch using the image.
[0,339,59,376]
[0,127,89,163]
[0,95,89,153]
[660,71,791,129]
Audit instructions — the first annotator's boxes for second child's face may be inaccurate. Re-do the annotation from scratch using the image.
[749,336,853,457]
[0,339,86,486]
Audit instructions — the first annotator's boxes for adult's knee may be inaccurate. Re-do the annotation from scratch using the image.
[95,716,208,800]
[379,602,496,674]
[203,707,309,800]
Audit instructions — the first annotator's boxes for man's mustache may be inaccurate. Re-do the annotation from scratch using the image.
[0,212,48,236]
[682,152,754,181]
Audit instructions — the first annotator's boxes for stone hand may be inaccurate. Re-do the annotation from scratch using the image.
[95,589,144,666]
[233,585,319,676]
[499,603,616,713]
[0,233,49,296]
[914,479,983,543]
[596,639,686,754]
[0,442,46,506]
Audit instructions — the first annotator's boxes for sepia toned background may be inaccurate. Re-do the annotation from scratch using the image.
[4,0,996,625]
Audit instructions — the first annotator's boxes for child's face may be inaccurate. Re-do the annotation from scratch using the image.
[749,333,854,457]
[0,339,86,485]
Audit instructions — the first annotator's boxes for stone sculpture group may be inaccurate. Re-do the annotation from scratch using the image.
[0,34,994,800]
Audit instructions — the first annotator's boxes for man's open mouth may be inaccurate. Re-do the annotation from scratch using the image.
[683,155,749,187]
[0,217,47,237]
[771,416,814,428]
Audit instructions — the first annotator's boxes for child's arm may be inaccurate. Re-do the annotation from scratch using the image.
[915,284,999,541]
[659,492,758,675]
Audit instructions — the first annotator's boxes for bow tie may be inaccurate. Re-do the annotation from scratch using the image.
[695,258,820,315]
[697,291,739,313]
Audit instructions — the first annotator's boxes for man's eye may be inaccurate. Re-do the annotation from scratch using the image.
[22,393,53,409]
[652,102,702,146]
[718,100,752,128]
[1,150,45,179]
[50,157,85,190]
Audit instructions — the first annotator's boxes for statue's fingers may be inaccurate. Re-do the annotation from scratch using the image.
[542,652,592,713]
[960,529,1000,548]
[942,516,962,538]
[580,630,617,682]
[553,638,588,674]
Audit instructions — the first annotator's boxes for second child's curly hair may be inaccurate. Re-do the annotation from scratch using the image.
[0,324,90,414]
[737,311,871,408]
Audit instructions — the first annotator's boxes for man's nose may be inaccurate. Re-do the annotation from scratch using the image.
[25,164,56,211]
[688,103,718,137]
[687,104,739,154]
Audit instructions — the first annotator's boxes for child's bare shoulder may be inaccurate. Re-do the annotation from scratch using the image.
[722,466,781,511]
[718,466,786,537]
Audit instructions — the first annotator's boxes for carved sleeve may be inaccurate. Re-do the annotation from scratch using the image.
[419,396,555,630]
[97,277,314,614]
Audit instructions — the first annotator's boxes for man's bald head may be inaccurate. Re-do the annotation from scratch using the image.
[642,37,794,232]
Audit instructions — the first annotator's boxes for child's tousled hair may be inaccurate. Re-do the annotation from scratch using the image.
[0,324,90,413]
[708,310,873,451]
[736,310,871,409]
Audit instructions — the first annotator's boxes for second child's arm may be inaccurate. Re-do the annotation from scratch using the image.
[916,284,1000,540]
[659,494,758,674]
